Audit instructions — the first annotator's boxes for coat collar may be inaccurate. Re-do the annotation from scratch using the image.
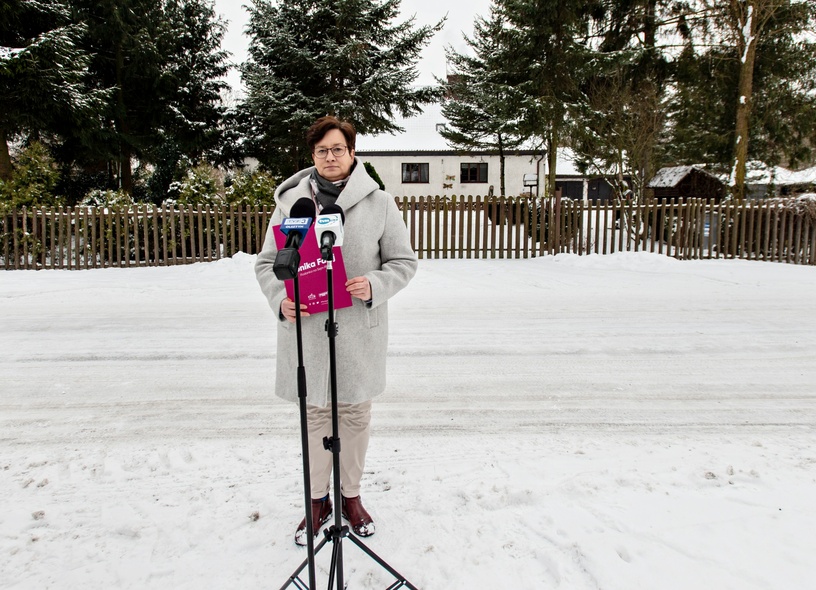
[274,157,379,215]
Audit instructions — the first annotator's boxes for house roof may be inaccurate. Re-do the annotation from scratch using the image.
[746,165,816,186]
[649,163,816,188]
[356,103,583,175]
[358,104,452,152]
[647,165,724,188]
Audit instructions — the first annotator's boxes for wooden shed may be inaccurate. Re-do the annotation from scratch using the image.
[647,166,726,201]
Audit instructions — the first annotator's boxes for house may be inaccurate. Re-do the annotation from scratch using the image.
[647,165,726,201]
[356,104,588,199]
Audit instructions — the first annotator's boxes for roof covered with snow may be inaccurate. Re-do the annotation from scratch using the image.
[746,165,816,186]
[649,163,816,188]
[356,103,582,175]
[647,165,723,188]
[357,103,452,152]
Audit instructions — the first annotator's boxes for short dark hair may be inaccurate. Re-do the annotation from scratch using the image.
[306,116,356,152]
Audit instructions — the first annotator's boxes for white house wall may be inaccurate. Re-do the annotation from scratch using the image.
[357,153,549,198]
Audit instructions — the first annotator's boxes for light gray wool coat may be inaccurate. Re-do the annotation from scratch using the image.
[255,159,418,407]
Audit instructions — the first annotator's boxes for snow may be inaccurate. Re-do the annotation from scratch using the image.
[2,252,816,589]
[747,164,816,187]
[741,6,755,64]
[357,103,453,152]
[646,165,722,188]
[0,47,26,60]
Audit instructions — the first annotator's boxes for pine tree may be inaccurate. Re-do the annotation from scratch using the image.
[239,0,443,176]
[0,0,105,181]
[438,7,523,197]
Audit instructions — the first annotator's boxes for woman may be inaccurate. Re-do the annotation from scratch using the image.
[255,116,417,545]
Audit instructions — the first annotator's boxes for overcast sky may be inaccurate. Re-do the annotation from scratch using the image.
[213,0,493,92]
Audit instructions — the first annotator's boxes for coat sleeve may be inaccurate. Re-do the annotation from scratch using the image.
[254,208,288,321]
[366,194,418,308]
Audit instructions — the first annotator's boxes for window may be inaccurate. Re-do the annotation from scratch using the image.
[402,163,429,183]
[460,162,488,183]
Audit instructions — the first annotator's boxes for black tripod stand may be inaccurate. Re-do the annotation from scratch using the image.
[282,250,418,590]
[273,247,318,589]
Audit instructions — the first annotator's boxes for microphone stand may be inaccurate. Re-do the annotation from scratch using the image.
[276,249,317,590]
[283,245,418,590]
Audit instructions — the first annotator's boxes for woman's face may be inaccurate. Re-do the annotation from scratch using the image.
[312,128,355,182]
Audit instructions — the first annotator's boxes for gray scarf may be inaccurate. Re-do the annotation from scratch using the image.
[309,168,350,210]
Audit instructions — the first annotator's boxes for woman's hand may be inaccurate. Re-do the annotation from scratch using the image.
[281,297,309,323]
[345,276,371,302]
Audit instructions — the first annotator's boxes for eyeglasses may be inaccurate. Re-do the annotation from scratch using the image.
[313,145,348,159]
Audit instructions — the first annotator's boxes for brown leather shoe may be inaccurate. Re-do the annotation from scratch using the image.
[295,496,332,546]
[341,495,375,537]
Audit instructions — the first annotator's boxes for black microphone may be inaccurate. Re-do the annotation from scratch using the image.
[280,197,317,250]
[315,204,345,261]
[273,198,316,280]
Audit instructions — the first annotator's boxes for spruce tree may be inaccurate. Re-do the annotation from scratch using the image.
[156,0,230,165]
[240,0,443,176]
[494,0,599,198]
[0,0,104,181]
[67,0,230,195]
[569,0,672,200]
[438,7,523,197]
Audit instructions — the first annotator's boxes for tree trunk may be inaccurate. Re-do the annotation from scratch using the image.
[546,126,558,199]
[114,32,134,194]
[0,128,13,181]
[731,1,760,202]
[120,147,133,193]
[498,133,506,196]
[640,0,660,201]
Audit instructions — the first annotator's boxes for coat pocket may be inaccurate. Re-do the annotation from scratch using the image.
[366,306,380,328]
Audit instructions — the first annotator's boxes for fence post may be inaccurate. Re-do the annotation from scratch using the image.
[553,190,561,255]
[437,195,444,259]
[1,209,7,270]
[478,196,486,257]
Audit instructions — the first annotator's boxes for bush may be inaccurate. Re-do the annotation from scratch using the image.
[166,161,224,207]
[54,169,112,207]
[765,194,816,222]
[79,188,137,209]
[0,142,60,208]
[224,169,278,207]
[364,161,385,191]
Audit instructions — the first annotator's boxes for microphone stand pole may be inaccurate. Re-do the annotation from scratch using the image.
[323,254,346,589]
[279,262,317,590]
[295,271,318,589]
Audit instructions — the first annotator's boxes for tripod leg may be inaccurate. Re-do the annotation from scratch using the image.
[344,533,419,590]
[280,535,331,590]
[327,536,340,590]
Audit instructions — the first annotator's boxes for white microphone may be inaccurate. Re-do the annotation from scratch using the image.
[315,204,345,261]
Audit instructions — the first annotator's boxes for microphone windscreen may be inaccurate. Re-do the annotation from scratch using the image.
[320,203,345,223]
[289,197,316,221]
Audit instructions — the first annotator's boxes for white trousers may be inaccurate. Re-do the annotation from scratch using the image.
[306,400,372,499]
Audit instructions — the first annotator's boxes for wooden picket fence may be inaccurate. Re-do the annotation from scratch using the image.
[2,196,815,270]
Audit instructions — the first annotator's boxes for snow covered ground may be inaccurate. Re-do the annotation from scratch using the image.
[2,252,815,589]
